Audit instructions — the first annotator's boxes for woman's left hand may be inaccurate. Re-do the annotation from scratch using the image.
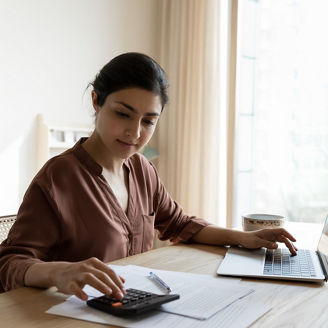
[239,228,298,255]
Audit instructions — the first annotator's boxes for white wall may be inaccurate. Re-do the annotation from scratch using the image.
[0,0,160,214]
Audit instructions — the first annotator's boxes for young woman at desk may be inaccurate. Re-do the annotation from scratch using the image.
[0,53,297,301]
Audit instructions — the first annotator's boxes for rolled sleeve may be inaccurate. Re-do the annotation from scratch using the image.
[170,217,210,243]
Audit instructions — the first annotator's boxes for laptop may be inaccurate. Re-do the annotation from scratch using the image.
[217,215,328,282]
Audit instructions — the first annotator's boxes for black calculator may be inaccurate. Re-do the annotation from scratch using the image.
[86,288,180,317]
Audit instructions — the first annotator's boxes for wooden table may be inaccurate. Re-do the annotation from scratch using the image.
[0,222,326,328]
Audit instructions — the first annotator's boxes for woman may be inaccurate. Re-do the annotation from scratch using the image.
[0,53,297,301]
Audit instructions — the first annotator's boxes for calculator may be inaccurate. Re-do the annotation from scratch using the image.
[86,288,180,317]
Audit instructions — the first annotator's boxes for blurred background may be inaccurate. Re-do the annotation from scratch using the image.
[1,0,328,228]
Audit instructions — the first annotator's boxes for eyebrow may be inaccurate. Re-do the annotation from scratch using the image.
[115,101,160,117]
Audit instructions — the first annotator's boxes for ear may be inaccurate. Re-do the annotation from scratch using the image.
[91,90,100,113]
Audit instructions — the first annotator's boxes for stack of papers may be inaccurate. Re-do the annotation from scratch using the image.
[46,265,271,327]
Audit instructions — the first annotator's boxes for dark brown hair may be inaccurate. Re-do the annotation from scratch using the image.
[90,52,169,110]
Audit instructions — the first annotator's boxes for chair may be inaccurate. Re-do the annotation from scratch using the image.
[0,215,16,243]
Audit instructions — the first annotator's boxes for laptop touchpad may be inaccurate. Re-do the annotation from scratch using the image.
[218,247,266,276]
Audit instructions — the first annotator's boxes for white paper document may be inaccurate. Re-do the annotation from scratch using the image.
[46,265,271,327]
[47,295,270,328]
[112,265,254,320]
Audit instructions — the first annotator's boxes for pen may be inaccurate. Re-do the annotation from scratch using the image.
[149,272,171,293]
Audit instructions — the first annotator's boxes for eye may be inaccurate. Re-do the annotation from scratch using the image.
[115,111,129,118]
[143,119,155,126]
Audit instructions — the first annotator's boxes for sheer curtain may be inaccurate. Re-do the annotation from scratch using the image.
[156,0,238,227]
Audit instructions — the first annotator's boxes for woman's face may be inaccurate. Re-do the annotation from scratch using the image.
[92,87,162,160]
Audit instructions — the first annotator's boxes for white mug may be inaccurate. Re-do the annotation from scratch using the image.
[242,214,285,231]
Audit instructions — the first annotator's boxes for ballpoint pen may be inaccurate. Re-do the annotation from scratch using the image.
[149,272,171,293]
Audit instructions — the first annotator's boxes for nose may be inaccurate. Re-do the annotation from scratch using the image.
[126,120,141,140]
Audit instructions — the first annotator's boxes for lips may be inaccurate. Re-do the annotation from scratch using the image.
[117,139,137,147]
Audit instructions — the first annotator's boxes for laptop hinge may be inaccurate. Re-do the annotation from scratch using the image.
[317,251,328,281]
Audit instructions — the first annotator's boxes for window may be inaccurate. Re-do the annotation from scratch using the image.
[234,0,328,225]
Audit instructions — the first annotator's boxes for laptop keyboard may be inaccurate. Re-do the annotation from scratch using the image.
[263,248,317,277]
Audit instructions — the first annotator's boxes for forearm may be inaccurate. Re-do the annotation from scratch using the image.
[191,225,244,246]
[24,261,65,288]
[191,225,298,255]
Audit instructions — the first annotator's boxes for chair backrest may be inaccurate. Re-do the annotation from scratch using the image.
[0,215,16,243]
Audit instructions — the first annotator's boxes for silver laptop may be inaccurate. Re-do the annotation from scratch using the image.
[217,215,328,282]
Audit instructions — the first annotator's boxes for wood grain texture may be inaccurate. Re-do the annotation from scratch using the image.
[0,223,326,328]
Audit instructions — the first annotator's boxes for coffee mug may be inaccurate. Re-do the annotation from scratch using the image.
[242,214,285,231]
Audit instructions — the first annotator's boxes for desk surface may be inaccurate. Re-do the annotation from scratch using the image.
[0,222,326,328]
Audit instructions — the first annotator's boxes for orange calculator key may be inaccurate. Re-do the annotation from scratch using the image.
[111,302,122,307]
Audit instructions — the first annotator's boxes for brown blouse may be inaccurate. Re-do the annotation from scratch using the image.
[0,139,209,292]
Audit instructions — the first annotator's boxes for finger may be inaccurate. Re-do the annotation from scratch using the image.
[106,266,126,292]
[91,259,126,292]
[281,235,297,255]
[69,281,89,301]
[277,228,297,242]
[87,268,125,299]
[119,276,126,291]
[85,258,126,291]
[80,272,117,298]
[275,236,297,254]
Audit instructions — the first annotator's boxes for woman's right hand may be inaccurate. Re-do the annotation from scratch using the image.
[24,257,126,301]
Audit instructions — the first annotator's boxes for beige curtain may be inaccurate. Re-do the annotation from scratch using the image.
[156,0,238,227]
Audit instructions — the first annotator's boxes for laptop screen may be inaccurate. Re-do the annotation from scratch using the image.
[317,215,328,256]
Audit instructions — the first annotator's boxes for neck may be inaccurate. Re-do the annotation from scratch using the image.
[82,133,125,175]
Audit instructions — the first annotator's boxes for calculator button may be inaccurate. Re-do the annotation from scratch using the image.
[99,298,108,303]
[112,302,123,307]
[87,288,180,317]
